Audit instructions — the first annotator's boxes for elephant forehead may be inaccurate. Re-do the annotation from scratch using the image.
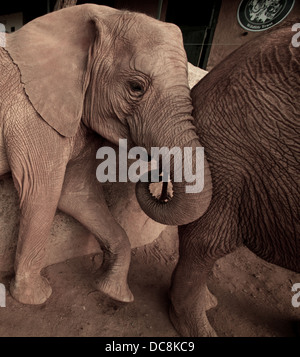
[118,11,184,51]
[130,47,188,79]
[108,10,186,75]
[129,18,186,75]
[135,12,183,42]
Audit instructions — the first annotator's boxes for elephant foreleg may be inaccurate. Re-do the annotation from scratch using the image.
[169,201,241,337]
[169,247,218,337]
[10,191,64,304]
[58,157,133,303]
[4,111,70,304]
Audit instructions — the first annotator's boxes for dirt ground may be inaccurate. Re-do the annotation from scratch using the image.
[0,227,299,337]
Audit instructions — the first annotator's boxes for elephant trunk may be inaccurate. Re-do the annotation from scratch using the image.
[135,122,212,226]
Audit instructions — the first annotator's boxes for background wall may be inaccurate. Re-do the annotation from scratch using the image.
[114,0,168,20]
[0,12,23,33]
[207,0,300,70]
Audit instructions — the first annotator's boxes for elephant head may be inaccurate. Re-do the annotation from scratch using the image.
[6,4,212,226]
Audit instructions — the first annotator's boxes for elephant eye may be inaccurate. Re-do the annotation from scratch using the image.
[129,81,144,96]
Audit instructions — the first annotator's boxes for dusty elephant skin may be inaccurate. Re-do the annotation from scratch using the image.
[0,4,212,306]
[168,24,300,337]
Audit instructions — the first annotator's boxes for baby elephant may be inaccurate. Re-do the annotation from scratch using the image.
[168,23,300,337]
[0,4,211,306]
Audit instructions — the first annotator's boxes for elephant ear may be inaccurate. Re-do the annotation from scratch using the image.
[6,5,114,137]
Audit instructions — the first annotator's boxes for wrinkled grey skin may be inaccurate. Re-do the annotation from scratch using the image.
[169,24,300,337]
[0,4,212,305]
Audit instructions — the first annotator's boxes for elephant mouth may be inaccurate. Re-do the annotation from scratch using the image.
[149,181,173,203]
[136,142,212,226]
[143,157,174,203]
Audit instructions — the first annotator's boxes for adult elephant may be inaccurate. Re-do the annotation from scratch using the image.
[0,5,212,305]
[167,23,300,336]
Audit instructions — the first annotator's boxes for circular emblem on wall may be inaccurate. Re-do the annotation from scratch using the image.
[237,0,295,32]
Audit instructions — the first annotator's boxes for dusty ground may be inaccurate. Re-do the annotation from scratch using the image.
[0,227,299,337]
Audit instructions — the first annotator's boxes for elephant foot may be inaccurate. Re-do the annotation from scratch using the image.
[169,303,217,337]
[169,285,218,337]
[94,273,134,303]
[10,274,52,305]
[93,247,133,303]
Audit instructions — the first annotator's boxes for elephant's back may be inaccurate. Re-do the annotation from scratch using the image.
[191,24,300,170]
[191,25,299,271]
